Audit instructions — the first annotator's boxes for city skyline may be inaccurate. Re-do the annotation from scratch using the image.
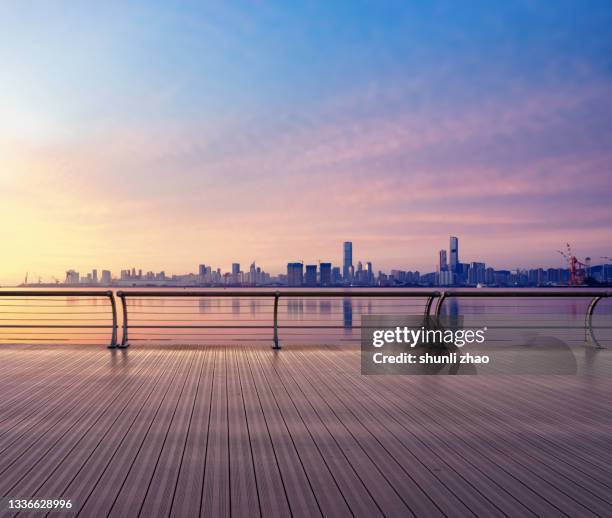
[19,237,612,288]
[2,2,612,285]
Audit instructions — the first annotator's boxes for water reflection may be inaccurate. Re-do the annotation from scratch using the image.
[343,298,352,329]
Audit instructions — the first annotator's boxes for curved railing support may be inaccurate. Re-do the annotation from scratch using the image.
[585,294,607,349]
[118,291,130,348]
[108,291,118,348]
[272,291,281,350]
[424,292,439,317]
[434,291,448,317]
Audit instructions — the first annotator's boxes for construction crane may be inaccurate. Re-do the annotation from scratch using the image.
[556,243,589,286]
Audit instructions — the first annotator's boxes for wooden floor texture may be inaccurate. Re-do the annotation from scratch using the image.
[1,343,611,517]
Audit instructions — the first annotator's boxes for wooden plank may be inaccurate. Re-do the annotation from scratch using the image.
[6,349,161,500]
[233,347,292,518]
[0,343,610,518]
[322,347,608,517]
[107,350,197,518]
[170,348,216,518]
[252,349,384,517]
[75,348,188,516]
[201,348,230,517]
[250,349,353,518]
[244,349,322,517]
[227,348,260,518]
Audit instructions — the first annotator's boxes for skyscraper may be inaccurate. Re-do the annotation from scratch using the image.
[305,265,317,287]
[343,241,353,282]
[287,262,303,287]
[365,262,374,285]
[449,236,459,272]
[439,250,448,272]
[319,263,332,287]
[101,270,111,285]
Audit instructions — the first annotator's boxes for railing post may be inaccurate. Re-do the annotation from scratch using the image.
[272,291,281,350]
[435,291,447,317]
[424,292,438,317]
[118,291,130,348]
[108,291,118,348]
[585,294,606,349]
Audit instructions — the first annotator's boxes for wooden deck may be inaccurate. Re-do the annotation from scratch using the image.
[1,344,612,518]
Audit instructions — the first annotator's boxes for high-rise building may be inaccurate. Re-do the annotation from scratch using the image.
[331,266,341,285]
[305,265,317,287]
[92,269,98,284]
[65,270,80,284]
[343,241,353,282]
[287,262,303,287]
[101,270,111,285]
[469,262,486,285]
[438,250,447,272]
[365,261,374,285]
[449,236,459,272]
[319,263,332,287]
[232,263,240,275]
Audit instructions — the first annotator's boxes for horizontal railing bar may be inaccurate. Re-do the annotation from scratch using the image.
[0,290,113,297]
[0,324,115,329]
[118,290,441,298]
[440,290,611,297]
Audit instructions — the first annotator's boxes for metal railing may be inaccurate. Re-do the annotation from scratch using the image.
[0,290,118,347]
[114,289,611,349]
[434,289,611,348]
[0,289,608,349]
[116,289,438,349]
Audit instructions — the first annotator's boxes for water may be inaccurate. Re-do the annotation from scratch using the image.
[0,287,610,347]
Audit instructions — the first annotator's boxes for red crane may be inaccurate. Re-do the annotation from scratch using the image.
[556,243,588,286]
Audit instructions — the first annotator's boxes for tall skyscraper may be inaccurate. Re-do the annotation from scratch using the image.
[449,236,459,272]
[343,241,353,282]
[319,263,332,287]
[438,250,448,272]
[305,265,317,287]
[101,270,111,285]
[287,262,303,287]
[232,263,240,275]
[365,262,374,285]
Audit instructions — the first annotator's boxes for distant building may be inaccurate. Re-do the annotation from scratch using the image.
[65,270,80,284]
[343,242,353,282]
[449,236,459,272]
[438,250,447,272]
[469,262,486,285]
[438,270,453,286]
[319,263,332,287]
[365,262,374,285]
[287,262,303,287]
[331,266,341,285]
[304,265,317,287]
[100,270,111,284]
[92,269,98,284]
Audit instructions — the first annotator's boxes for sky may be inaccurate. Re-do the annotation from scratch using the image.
[1,0,612,284]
